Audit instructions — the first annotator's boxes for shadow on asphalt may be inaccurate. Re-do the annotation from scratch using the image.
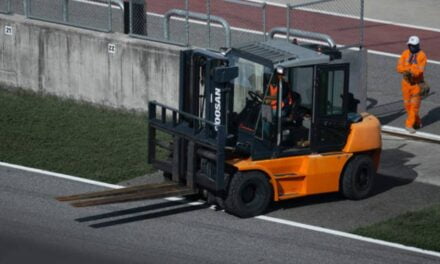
[267,147,419,212]
[76,200,209,228]
[421,106,440,127]
[76,147,419,226]
[367,93,439,127]
[367,97,406,125]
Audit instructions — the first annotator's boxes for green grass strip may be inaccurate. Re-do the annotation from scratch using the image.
[0,88,164,184]
[353,204,440,252]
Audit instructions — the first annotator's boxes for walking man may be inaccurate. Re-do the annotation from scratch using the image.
[396,36,428,133]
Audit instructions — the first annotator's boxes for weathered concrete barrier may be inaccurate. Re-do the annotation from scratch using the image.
[0,14,183,110]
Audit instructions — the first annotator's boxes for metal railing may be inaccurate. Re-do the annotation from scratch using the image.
[3,0,364,49]
[134,0,364,49]
[0,0,11,14]
[269,27,337,48]
[164,9,231,48]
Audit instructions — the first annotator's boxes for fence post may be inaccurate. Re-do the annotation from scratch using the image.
[360,0,364,48]
[129,0,133,34]
[185,0,189,46]
[206,0,211,48]
[23,0,29,17]
[107,0,112,32]
[62,0,69,22]
[286,4,291,42]
[262,2,267,41]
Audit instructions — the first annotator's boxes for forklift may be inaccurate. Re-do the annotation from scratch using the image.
[58,31,381,218]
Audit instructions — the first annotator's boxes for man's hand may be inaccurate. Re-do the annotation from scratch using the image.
[403,71,414,84]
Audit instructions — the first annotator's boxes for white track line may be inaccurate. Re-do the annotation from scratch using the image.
[2,161,440,258]
[58,0,440,65]
[247,0,440,33]
[0,161,123,189]
[256,215,440,258]
[367,50,440,65]
[78,0,440,34]
[382,125,440,142]
[149,12,440,66]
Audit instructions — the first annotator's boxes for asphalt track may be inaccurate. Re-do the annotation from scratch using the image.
[2,134,440,263]
[1,160,440,264]
[1,1,440,263]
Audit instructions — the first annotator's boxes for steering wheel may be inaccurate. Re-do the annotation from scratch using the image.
[248,91,263,103]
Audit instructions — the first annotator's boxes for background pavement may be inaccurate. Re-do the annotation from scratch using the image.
[1,163,440,263]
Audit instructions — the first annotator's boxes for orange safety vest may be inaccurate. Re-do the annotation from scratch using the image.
[396,49,427,85]
[269,84,293,110]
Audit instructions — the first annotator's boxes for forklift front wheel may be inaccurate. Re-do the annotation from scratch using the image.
[341,154,375,200]
[224,171,272,218]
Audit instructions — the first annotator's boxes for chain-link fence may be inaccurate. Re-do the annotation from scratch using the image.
[23,0,123,32]
[3,0,364,49]
[285,0,364,48]
[129,0,363,50]
[0,0,11,14]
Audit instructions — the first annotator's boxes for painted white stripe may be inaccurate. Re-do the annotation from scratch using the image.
[78,0,440,34]
[148,12,440,66]
[382,125,440,143]
[0,162,123,189]
[367,50,440,65]
[2,161,440,258]
[247,0,440,32]
[256,215,440,258]
[75,0,122,9]
[70,1,440,64]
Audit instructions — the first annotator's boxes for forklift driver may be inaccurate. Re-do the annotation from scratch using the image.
[265,69,293,118]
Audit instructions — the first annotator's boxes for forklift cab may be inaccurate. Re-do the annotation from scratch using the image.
[228,40,353,160]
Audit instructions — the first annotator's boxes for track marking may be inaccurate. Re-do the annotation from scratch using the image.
[53,0,440,65]
[2,161,440,258]
[72,0,440,35]
[256,215,440,258]
[148,12,440,65]
[367,50,440,65]
[247,0,440,33]
[0,162,123,189]
[382,125,440,143]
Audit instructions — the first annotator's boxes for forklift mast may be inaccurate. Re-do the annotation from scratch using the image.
[148,49,238,194]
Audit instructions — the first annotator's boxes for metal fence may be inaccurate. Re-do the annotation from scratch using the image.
[0,0,11,14]
[286,0,364,48]
[127,0,364,50]
[2,0,364,50]
[22,0,123,32]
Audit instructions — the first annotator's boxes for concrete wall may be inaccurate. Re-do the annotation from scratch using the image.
[0,14,183,110]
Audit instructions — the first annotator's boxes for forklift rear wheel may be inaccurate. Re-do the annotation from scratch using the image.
[341,154,375,200]
[224,171,272,218]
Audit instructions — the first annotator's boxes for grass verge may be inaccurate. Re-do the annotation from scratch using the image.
[0,87,165,184]
[353,204,440,252]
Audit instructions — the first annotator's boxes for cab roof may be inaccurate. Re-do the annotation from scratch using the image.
[233,39,331,68]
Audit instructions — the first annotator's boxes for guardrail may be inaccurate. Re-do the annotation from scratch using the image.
[269,27,337,48]
[164,8,231,48]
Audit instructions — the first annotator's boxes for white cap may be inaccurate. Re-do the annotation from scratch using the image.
[407,36,420,45]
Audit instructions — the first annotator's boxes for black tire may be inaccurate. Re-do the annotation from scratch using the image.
[224,171,272,218]
[341,154,376,200]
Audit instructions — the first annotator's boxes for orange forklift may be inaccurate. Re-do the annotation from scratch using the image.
[58,32,381,218]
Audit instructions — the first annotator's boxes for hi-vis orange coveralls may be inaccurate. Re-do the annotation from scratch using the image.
[396,49,427,128]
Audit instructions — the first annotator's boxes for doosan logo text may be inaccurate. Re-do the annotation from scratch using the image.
[214,88,221,131]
